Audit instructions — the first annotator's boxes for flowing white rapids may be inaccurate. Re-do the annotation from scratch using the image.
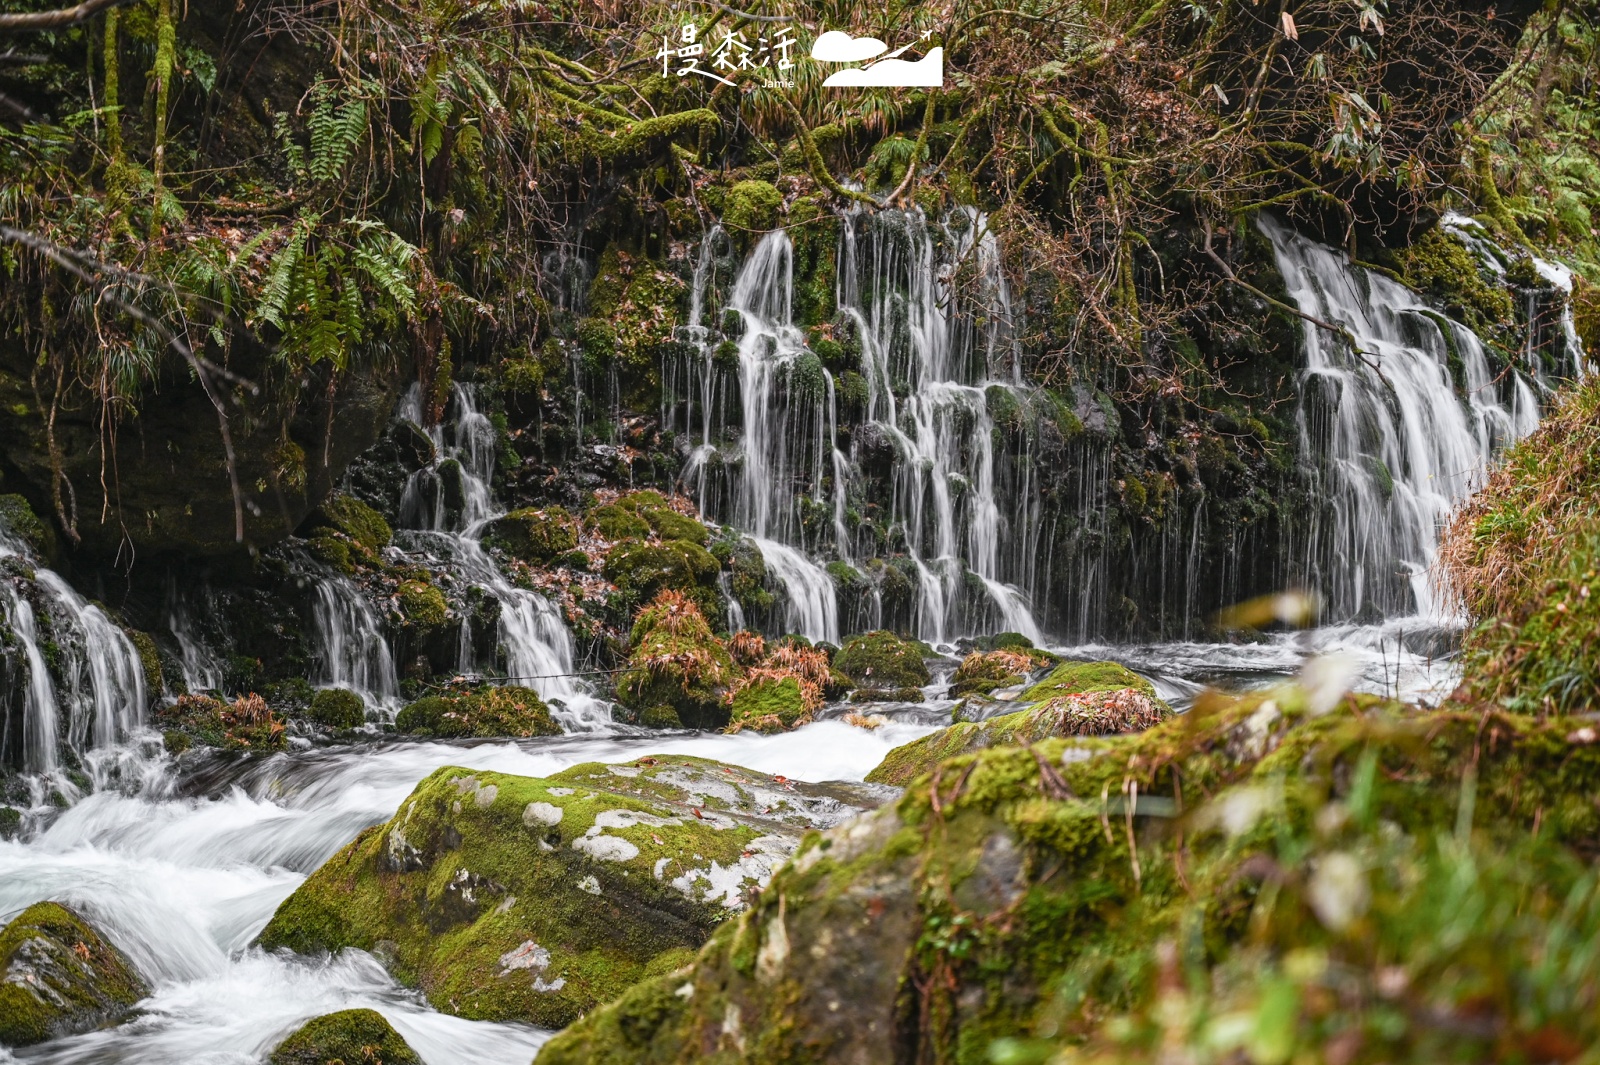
[0,719,937,1064]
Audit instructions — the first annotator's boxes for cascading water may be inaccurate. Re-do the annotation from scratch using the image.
[392,384,610,731]
[0,523,147,778]
[310,578,401,713]
[1263,216,1546,622]
[669,206,1043,645]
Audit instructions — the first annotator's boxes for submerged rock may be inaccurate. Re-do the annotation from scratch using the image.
[258,757,888,1028]
[0,901,147,1047]
[866,686,1172,786]
[269,1008,420,1065]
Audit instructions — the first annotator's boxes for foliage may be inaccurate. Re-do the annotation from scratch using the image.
[394,685,559,738]
[157,692,286,750]
[1440,375,1600,714]
[616,589,737,730]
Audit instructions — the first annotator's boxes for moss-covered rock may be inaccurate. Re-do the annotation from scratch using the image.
[1018,659,1157,702]
[833,630,931,689]
[866,687,1172,786]
[306,494,392,553]
[258,757,885,1028]
[948,646,1060,698]
[587,504,651,541]
[0,492,56,560]
[397,579,449,628]
[616,591,737,730]
[394,686,560,739]
[603,540,721,604]
[125,629,164,699]
[727,677,807,733]
[0,901,148,1046]
[485,506,580,563]
[269,1008,420,1065]
[538,688,1600,1064]
[723,179,782,233]
[307,687,366,729]
[156,692,287,751]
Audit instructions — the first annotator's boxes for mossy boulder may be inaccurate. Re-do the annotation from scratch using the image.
[258,758,885,1028]
[1018,659,1157,702]
[833,630,931,689]
[269,1008,419,1065]
[616,591,737,730]
[587,504,651,541]
[307,687,366,729]
[866,687,1172,786]
[0,901,148,1046]
[723,179,783,232]
[948,646,1061,698]
[538,689,1600,1064]
[125,629,165,699]
[485,507,580,563]
[727,676,808,733]
[394,686,560,739]
[603,540,721,604]
[306,494,392,553]
[397,579,449,628]
[593,492,711,546]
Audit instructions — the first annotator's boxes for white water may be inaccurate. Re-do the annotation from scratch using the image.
[1264,216,1544,622]
[310,579,401,716]
[0,719,934,1063]
[670,206,1042,645]
[0,528,146,779]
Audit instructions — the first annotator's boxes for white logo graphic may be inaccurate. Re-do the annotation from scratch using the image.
[811,29,943,87]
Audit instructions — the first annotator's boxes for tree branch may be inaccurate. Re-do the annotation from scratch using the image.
[0,0,137,33]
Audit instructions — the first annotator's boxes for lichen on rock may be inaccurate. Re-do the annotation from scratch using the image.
[0,901,148,1047]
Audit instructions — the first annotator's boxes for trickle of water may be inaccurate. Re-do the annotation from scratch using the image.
[311,578,401,715]
[1264,216,1547,621]
[166,583,227,694]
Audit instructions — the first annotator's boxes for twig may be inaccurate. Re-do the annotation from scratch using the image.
[0,0,138,33]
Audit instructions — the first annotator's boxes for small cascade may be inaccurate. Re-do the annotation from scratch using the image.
[0,524,147,776]
[393,384,611,731]
[165,583,227,693]
[670,206,1043,645]
[1263,216,1546,622]
[310,578,400,712]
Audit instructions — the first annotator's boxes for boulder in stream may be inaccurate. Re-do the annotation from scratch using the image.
[269,1008,420,1065]
[393,685,560,739]
[258,756,890,1028]
[0,901,148,1047]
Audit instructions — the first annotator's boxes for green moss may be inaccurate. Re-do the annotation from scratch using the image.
[126,629,164,697]
[257,760,791,1028]
[1018,660,1156,702]
[616,591,737,730]
[308,494,392,553]
[728,676,808,732]
[0,493,55,559]
[397,580,449,628]
[157,693,287,751]
[308,687,366,729]
[723,179,782,232]
[1394,226,1516,332]
[394,686,559,738]
[833,630,931,688]
[589,504,651,541]
[270,1008,420,1065]
[0,901,148,1046]
[603,540,721,605]
[486,507,580,562]
[307,533,354,574]
[948,646,1059,698]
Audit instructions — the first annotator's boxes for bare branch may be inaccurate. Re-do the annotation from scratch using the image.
[0,0,137,33]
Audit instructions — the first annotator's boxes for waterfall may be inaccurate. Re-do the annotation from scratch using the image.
[671,206,1042,645]
[166,583,227,693]
[310,578,400,712]
[0,523,147,775]
[1263,216,1544,622]
[391,384,611,731]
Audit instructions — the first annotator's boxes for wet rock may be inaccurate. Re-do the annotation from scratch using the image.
[258,757,888,1028]
[269,1008,420,1065]
[1018,659,1159,702]
[394,685,559,739]
[948,645,1061,698]
[0,901,147,1047]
